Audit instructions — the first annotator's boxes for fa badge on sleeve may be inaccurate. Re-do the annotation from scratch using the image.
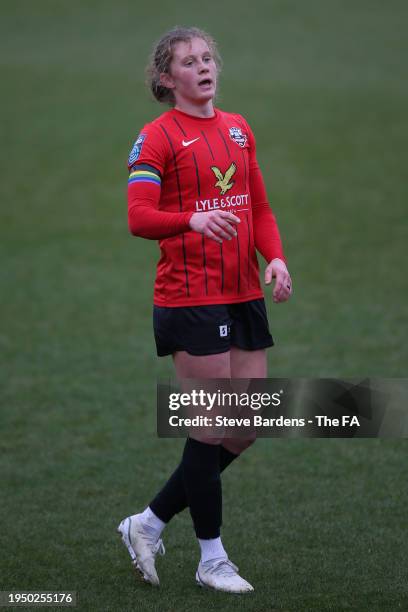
[128,133,146,166]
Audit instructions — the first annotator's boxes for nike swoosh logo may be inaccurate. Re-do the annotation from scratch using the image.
[182,138,200,147]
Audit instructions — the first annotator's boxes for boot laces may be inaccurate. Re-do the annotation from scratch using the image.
[140,530,165,556]
[207,558,239,577]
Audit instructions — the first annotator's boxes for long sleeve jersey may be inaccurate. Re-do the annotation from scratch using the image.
[127,107,285,307]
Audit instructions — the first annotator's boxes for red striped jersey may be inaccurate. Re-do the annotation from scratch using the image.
[127,107,285,307]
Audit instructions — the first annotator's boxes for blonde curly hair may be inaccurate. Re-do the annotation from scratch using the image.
[146,26,222,105]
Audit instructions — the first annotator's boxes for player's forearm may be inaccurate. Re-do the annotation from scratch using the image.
[128,204,193,240]
[253,203,286,263]
[250,166,286,263]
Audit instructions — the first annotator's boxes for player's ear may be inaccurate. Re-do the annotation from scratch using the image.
[160,72,175,90]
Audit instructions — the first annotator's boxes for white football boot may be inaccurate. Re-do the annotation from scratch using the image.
[117,515,165,587]
[196,558,254,593]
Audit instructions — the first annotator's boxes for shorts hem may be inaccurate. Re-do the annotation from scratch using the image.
[157,341,274,357]
[231,339,274,351]
[157,346,231,357]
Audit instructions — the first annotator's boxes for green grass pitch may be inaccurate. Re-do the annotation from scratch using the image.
[1,1,407,610]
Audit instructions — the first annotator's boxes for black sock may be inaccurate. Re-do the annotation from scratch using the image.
[181,438,221,539]
[149,442,237,526]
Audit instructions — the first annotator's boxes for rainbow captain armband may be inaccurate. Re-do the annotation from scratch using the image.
[128,168,161,187]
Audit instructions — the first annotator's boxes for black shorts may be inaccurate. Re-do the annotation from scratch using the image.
[153,298,274,357]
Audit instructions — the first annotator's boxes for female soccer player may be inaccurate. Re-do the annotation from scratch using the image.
[118,26,292,594]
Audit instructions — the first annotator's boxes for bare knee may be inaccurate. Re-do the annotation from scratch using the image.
[222,435,256,456]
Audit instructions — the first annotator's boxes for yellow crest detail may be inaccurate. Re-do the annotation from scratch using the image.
[211,162,237,195]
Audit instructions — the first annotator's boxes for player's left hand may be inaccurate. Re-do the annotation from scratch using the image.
[265,258,292,303]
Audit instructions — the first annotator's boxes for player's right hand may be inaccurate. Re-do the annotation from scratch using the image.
[189,211,240,244]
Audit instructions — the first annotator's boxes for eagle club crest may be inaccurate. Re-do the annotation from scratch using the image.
[229,127,247,148]
[211,162,237,195]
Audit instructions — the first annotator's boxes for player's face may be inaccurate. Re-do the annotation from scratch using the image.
[163,38,217,108]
